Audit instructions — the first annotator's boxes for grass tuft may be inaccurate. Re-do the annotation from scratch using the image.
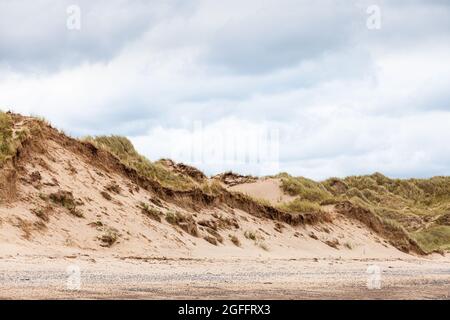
[83,135,197,191]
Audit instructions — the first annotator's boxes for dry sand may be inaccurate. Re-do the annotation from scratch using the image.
[228,178,295,205]
[1,254,449,299]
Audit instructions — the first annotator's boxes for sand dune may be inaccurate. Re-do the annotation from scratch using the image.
[0,112,448,299]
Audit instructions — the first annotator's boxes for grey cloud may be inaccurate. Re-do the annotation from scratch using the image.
[1,0,450,179]
[0,0,184,71]
[203,1,358,74]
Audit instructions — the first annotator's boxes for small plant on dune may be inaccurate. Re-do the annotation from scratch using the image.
[211,212,240,229]
[88,220,104,228]
[0,112,14,165]
[100,191,112,201]
[324,239,340,249]
[31,207,50,222]
[229,234,241,247]
[49,190,84,218]
[68,207,83,218]
[165,211,184,225]
[309,232,319,240]
[105,182,121,194]
[203,235,218,246]
[165,211,199,237]
[274,222,284,233]
[343,242,353,250]
[244,230,257,241]
[243,230,268,251]
[15,218,33,240]
[99,227,119,247]
[139,202,162,222]
[33,220,47,231]
[205,227,223,243]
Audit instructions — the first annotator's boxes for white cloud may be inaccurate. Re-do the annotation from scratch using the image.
[0,0,449,179]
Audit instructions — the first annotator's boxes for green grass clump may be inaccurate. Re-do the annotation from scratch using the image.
[0,112,38,167]
[412,226,450,253]
[0,112,29,166]
[200,180,224,195]
[165,211,185,225]
[165,211,199,237]
[324,173,450,208]
[277,173,332,203]
[279,198,323,214]
[84,135,197,191]
[244,230,257,241]
[49,191,83,218]
[100,227,119,247]
[139,202,162,222]
[0,112,15,165]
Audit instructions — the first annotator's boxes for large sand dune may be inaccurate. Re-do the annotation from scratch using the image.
[0,112,448,299]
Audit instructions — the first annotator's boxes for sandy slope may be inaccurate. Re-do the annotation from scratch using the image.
[0,137,410,260]
[228,178,295,205]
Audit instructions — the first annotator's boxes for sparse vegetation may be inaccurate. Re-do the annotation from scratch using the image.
[244,230,257,241]
[139,202,162,222]
[205,227,223,243]
[277,173,332,203]
[0,112,32,167]
[229,234,241,247]
[49,191,83,218]
[165,211,198,237]
[279,198,323,213]
[88,220,103,228]
[325,239,340,249]
[32,207,50,222]
[100,191,112,201]
[309,232,319,240]
[211,213,240,229]
[105,182,121,194]
[33,220,47,231]
[83,135,198,191]
[100,227,119,247]
[274,222,284,233]
[165,211,184,225]
[275,172,450,253]
[15,218,33,239]
[243,230,268,250]
[343,242,353,250]
[200,180,224,195]
[412,226,450,253]
[203,235,218,245]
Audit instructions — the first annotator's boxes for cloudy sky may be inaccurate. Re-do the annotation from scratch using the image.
[1,0,449,179]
